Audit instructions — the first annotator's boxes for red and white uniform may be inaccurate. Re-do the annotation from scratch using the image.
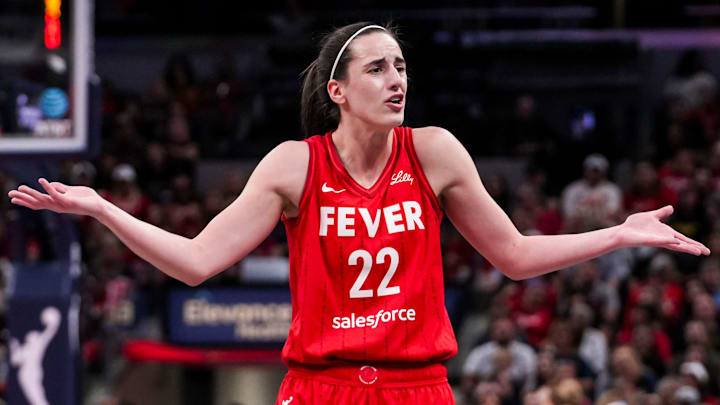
[281,127,458,367]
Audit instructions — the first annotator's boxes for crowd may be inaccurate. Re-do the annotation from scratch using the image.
[450,49,720,405]
[1,47,720,405]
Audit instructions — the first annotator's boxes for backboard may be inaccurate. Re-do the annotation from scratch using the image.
[0,0,99,156]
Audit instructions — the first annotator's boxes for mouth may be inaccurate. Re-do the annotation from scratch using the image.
[385,94,404,112]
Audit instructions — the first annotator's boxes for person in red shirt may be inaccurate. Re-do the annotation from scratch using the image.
[624,161,677,214]
[8,22,711,405]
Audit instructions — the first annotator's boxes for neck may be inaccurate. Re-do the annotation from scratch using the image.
[332,119,394,186]
[333,119,393,169]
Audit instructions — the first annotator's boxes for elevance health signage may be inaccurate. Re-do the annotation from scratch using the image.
[167,288,291,346]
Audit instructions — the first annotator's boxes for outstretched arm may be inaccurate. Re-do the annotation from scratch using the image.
[8,141,308,286]
[412,127,709,280]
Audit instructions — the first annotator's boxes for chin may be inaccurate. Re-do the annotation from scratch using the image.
[362,112,404,131]
[383,113,405,128]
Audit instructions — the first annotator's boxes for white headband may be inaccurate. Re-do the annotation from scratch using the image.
[329,25,387,81]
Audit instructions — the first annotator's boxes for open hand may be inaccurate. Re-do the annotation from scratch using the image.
[619,205,710,256]
[7,178,104,218]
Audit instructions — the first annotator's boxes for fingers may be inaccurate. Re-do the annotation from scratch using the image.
[8,187,44,208]
[9,196,39,210]
[17,185,52,205]
[674,233,711,255]
[50,182,68,194]
[653,205,674,220]
[665,241,703,256]
[38,178,62,199]
[7,179,67,211]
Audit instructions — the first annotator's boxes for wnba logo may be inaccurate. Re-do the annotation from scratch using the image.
[10,307,61,405]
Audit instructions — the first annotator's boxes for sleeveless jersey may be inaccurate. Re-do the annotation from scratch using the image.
[281,127,458,366]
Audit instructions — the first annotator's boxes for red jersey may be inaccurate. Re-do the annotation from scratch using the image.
[281,127,457,366]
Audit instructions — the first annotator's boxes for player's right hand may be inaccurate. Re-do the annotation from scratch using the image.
[7,178,104,218]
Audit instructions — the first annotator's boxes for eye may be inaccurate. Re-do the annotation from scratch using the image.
[396,66,406,73]
[370,67,383,73]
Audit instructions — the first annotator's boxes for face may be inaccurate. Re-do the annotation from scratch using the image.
[635,162,658,189]
[685,321,708,345]
[492,318,515,344]
[328,32,407,130]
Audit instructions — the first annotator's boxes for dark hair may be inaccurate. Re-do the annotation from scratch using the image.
[674,49,705,78]
[300,22,402,138]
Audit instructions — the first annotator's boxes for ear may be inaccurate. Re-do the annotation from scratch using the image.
[327,79,345,105]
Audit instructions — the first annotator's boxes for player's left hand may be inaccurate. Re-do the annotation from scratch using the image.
[618,205,710,256]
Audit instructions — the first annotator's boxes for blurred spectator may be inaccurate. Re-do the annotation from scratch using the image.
[508,280,555,346]
[708,231,720,261]
[690,293,720,348]
[667,184,709,244]
[442,223,477,283]
[138,142,171,202]
[595,388,635,405]
[693,166,715,201]
[659,376,685,405]
[569,301,609,391]
[165,111,199,178]
[698,259,720,306]
[517,165,565,235]
[100,164,151,221]
[562,260,621,329]
[165,173,204,238]
[68,161,98,187]
[471,347,517,405]
[624,161,677,214]
[659,149,695,196]
[534,344,558,389]
[105,101,147,170]
[549,378,587,405]
[674,385,702,405]
[630,322,670,377]
[664,50,717,117]
[679,344,719,397]
[653,50,717,162]
[609,345,657,393]
[619,253,684,346]
[513,183,563,236]
[195,53,251,158]
[161,53,199,114]
[681,321,719,370]
[542,319,595,396]
[561,154,622,232]
[463,316,538,400]
[678,361,719,405]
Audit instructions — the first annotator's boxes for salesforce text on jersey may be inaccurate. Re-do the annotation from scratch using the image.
[332,308,416,330]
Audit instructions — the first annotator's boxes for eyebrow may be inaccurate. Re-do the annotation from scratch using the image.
[363,56,406,68]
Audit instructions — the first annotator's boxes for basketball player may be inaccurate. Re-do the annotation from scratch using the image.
[7,22,710,404]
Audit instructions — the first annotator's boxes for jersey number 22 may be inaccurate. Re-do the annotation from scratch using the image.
[348,247,400,298]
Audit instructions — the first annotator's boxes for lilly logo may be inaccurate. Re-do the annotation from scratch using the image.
[390,170,414,186]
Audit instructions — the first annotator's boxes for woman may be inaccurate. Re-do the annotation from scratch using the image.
[7,22,709,404]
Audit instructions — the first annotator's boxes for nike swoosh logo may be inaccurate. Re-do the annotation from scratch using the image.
[322,182,345,193]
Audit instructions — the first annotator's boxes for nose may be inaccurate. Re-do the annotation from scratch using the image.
[388,67,404,91]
